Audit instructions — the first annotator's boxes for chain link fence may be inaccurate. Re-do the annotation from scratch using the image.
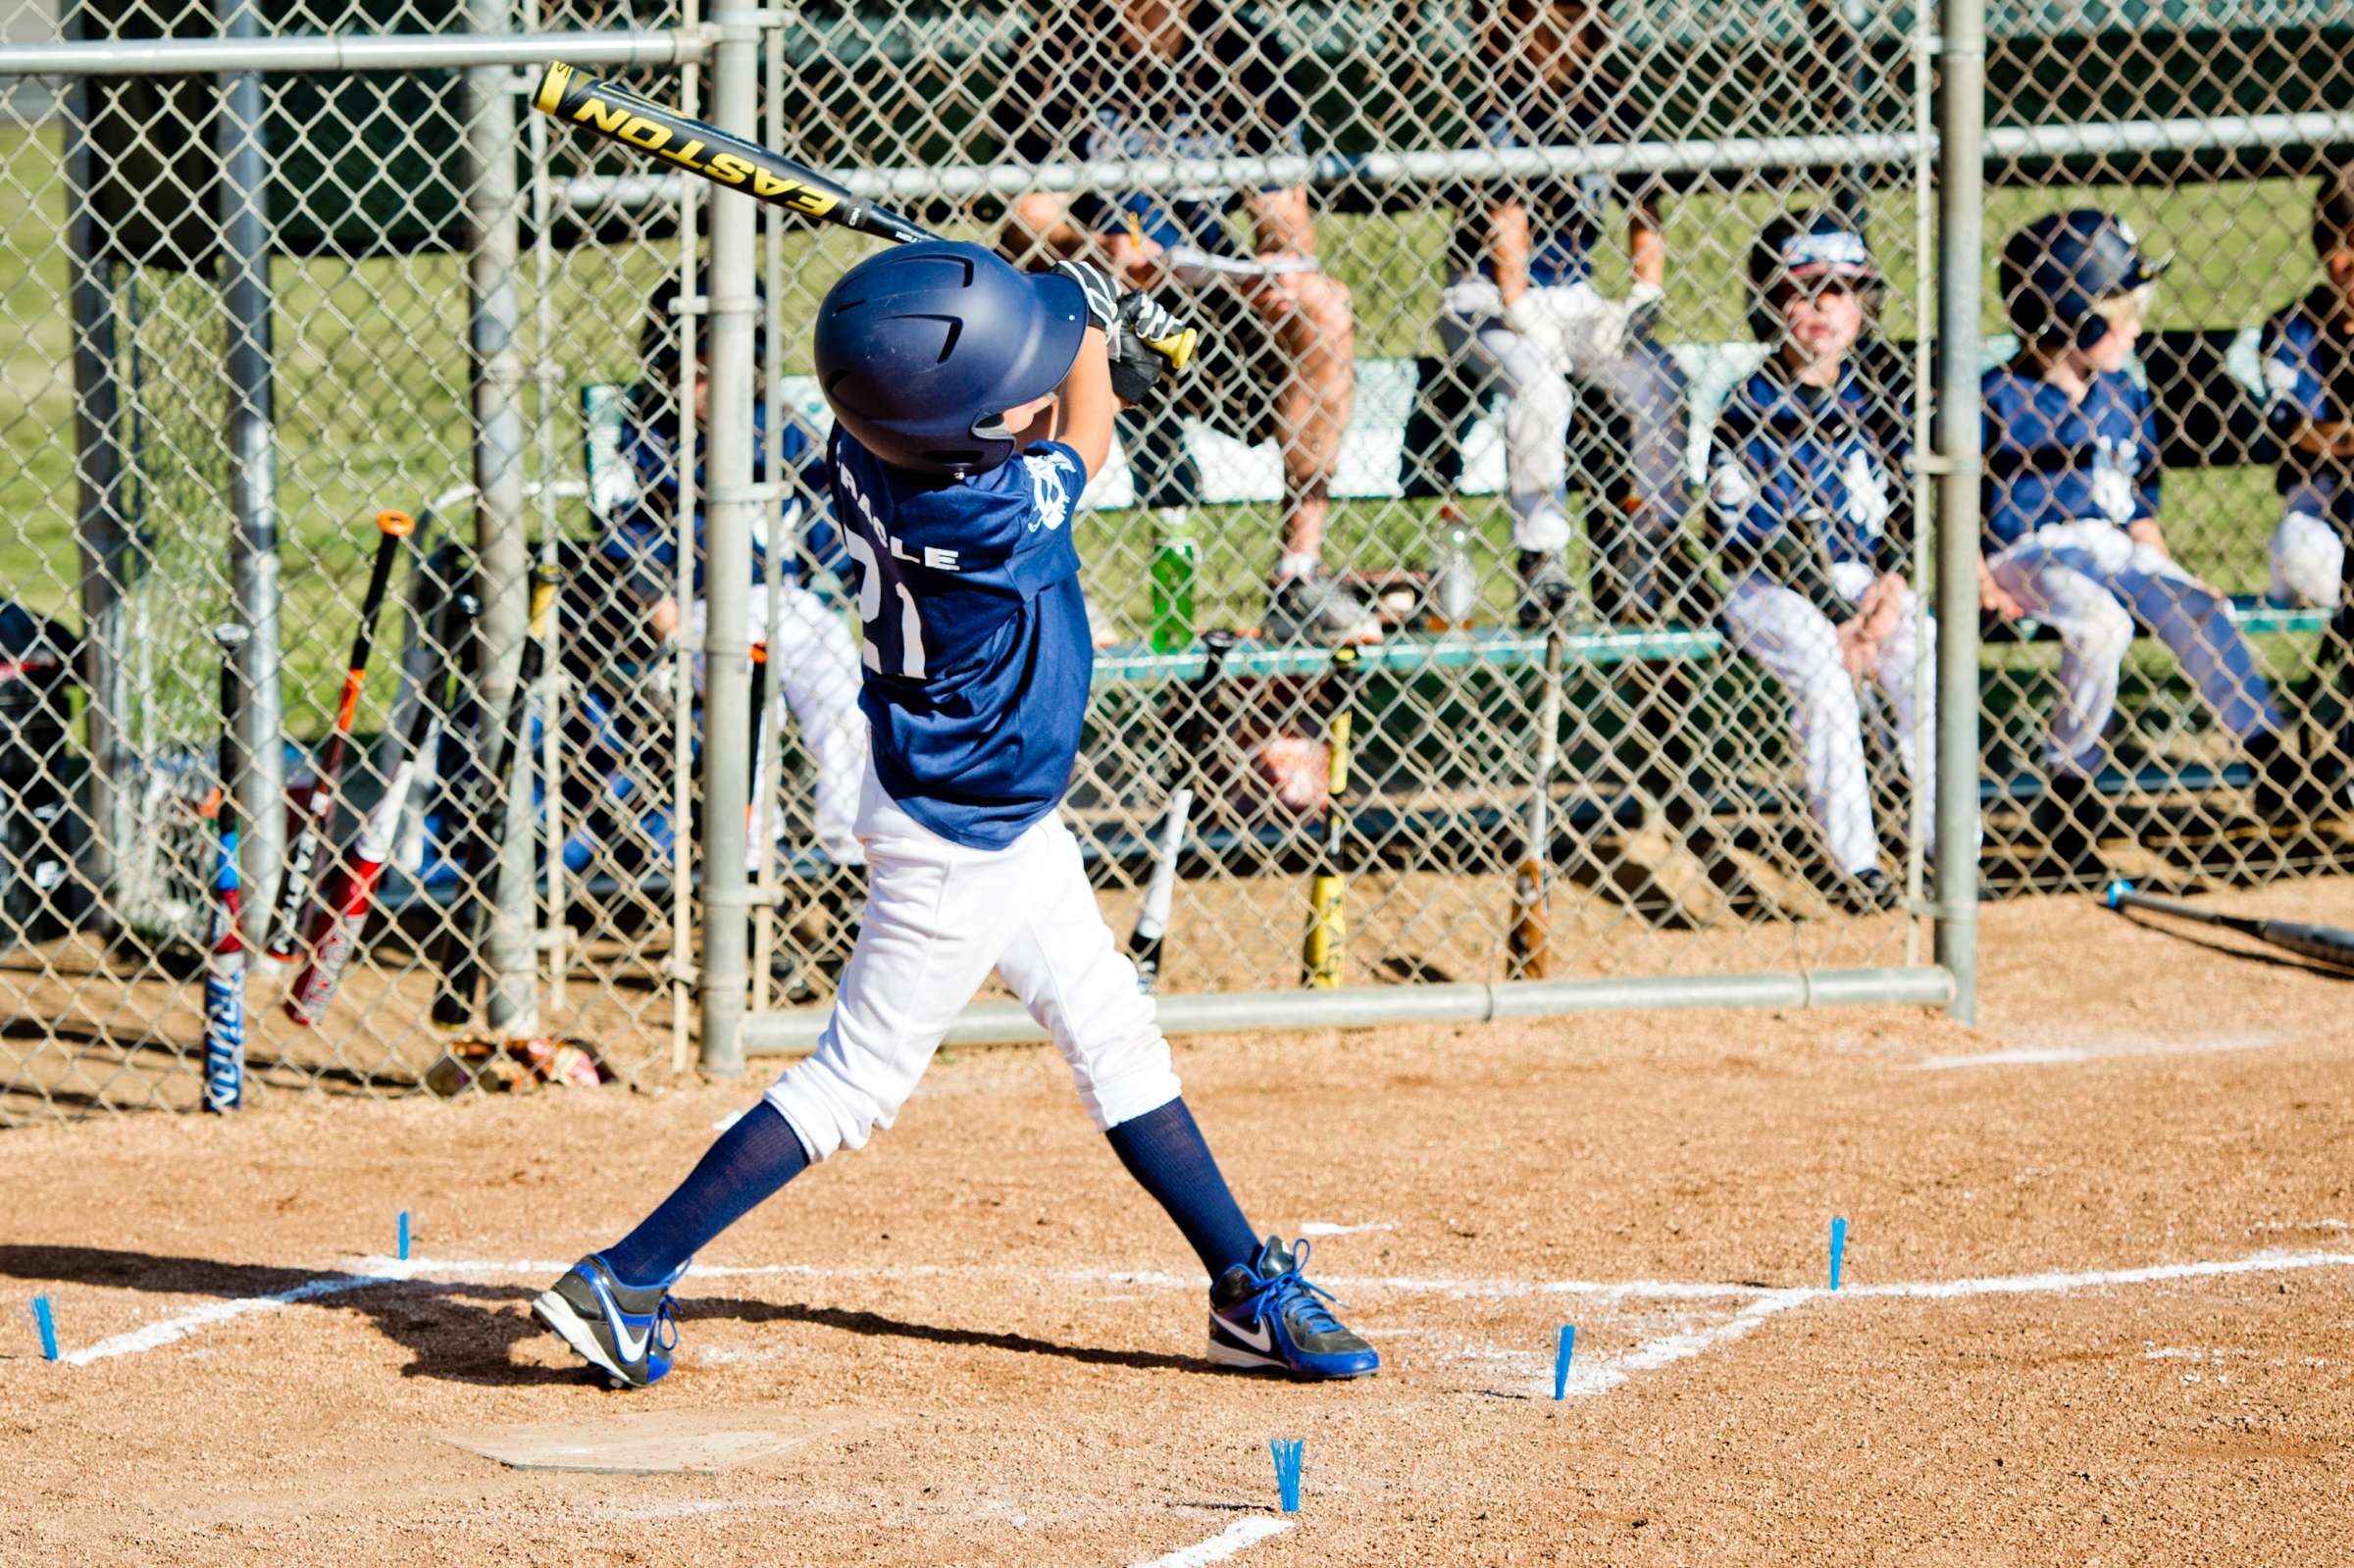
[0,0,2345,1121]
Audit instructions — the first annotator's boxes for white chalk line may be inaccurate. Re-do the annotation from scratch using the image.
[61,1271,404,1366]
[1915,1032,2283,1070]
[45,1248,2354,1368]
[1130,1517,1291,1568]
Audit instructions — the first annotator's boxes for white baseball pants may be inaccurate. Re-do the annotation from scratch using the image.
[689,584,868,868]
[2270,508,2344,608]
[1987,519,2282,776]
[763,761,1181,1162]
[1722,560,1936,876]
[1435,278,1633,555]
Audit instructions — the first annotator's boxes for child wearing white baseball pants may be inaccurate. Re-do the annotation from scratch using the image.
[1434,278,1613,559]
[1721,561,1935,877]
[1986,518,2279,773]
[528,243,1380,1393]
[686,586,867,869]
[763,758,1173,1157]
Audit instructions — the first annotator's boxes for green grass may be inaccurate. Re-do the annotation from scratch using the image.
[0,112,2330,747]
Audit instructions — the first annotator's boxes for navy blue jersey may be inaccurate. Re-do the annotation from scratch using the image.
[2260,284,2354,526]
[827,428,1094,850]
[1980,365,2160,550]
[607,394,849,600]
[994,4,1302,256]
[1709,361,1901,569]
[1445,94,1650,288]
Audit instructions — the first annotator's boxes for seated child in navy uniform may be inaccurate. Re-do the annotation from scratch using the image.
[1977,210,2316,869]
[1710,212,1935,910]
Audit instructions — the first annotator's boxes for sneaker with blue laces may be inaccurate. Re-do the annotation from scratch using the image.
[1206,1237,1378,1380]
[532,1253,685,1389]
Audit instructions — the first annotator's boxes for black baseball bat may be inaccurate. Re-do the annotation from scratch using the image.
[2104,880,2354,971]
[267,508,416,960]
[1508,621,1566,981]
[1302,644,1363,989]
[1129,631,1237,994]
[531,62,938,245]
[431,566,561,1031]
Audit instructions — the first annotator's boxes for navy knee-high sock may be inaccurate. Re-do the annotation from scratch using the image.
[601,1101,809,1287]
[1105,1097,1261,1278]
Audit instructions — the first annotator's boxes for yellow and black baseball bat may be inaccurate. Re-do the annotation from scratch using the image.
[531,62,938,245]
[2104,881,2354,971]
[1303,645,1362,988]
[535,63,1200,377]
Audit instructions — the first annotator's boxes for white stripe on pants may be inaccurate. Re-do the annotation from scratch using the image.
[764,762,1180,1161]
[1721,560,1935,877]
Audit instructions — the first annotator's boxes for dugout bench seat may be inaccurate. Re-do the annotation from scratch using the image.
[578,326,2335,881]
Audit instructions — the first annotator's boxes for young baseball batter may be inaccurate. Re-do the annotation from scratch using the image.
[2259,163,2354,611]
[1711,213,1934,910]
[534,241,1379,1389]
[1978,209,2313,867]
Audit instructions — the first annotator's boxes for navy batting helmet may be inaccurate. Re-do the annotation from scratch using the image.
[1747,211,1880,341]
[814,241,1088,477]
[2000,209,2169,352]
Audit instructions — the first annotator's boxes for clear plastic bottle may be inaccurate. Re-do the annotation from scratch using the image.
[1427,503,1477,632]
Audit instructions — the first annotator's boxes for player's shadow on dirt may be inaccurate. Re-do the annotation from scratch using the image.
[0,1244,584,1388]
[695,1294,1213,1375]
[0,1247,1221,1385]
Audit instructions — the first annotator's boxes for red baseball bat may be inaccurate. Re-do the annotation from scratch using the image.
[267,509,416,960]
[283,581,471,1026]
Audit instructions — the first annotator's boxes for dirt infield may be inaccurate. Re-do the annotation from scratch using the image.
[4,879,2352,1565]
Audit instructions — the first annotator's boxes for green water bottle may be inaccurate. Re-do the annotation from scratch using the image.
[1150,506,1197,653]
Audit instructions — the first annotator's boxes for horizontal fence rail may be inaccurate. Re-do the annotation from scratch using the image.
[0,0,2345,1122]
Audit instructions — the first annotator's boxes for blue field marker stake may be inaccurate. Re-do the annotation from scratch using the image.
[1553,1323,1577,1399]
[397,1210,411,1263]
[31,1295,58,1361]
[1829,1216,1848,1291]
[1269,1439,1304,1514]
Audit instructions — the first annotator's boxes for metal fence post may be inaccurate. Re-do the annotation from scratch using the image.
[1933,0,1986,1023]
[696,8,761,1075]
[462,0,537,1036]
[62,0,133,924]
[217,0,286,950]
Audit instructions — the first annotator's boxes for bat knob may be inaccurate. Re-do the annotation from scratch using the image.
[2103,879,2132,910]
[1143,327,1198,375]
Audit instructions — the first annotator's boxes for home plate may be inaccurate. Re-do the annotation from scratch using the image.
[442,1409,808,1474]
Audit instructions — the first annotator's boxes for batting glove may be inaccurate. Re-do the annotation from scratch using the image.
[1051,259,1121,334]
[1109,290,1198,404]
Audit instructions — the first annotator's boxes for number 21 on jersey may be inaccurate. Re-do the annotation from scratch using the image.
[843,528,926,679]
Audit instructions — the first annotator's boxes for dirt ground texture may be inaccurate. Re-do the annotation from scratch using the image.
[3,879,2352,1566]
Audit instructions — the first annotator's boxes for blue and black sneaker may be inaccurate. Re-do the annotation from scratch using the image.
[1207,1237,1378,1380]
[532,1253,685,1389]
